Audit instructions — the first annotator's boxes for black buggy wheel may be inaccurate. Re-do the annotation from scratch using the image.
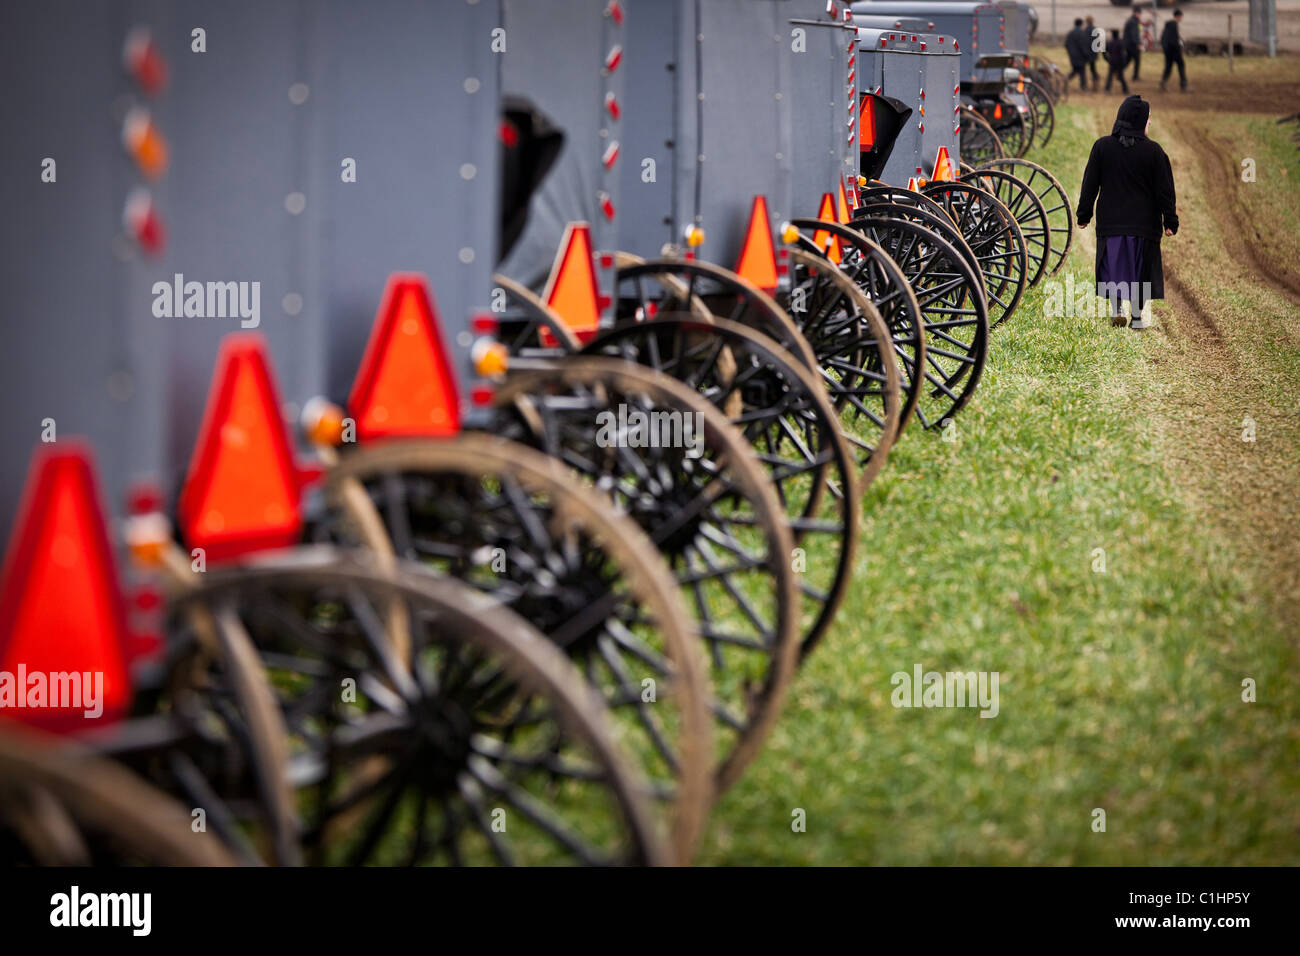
[174,551,671,866]
[32,590,306,866]
[493,357,800,795]
[981,97,1033,157]
[491,273,581,356]
[1023,77,1056,148]
[791,217,928,440]
[977,158,1075,277]
[959,106,1005,166]
[959,166,1052,288]
[852,201,984,300]
[320,436,713,860]
[778,245,902,482]
[581,317,859,676]
[851,215,990,428]
[921,180,1029,328]
[2,585,301,866]
[0,727,240,866]
[612,258,821,374]
[856,185,953,225]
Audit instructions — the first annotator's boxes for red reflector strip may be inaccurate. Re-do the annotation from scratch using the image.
[180,336,303,562]
[602,141,620,169]
[126,481,164,516]
[348,276,462,442]
[605,91,621,120]
[604,45,622,73]
[123,26,167,96]
[123,189,165,256]
[0,444,132,731]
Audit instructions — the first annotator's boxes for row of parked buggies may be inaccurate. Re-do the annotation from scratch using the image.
[0,0,1074,865]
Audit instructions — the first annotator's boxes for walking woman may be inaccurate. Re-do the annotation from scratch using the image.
[1076,96,1179,329]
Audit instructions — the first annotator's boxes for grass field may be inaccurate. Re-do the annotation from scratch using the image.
[698,59,1300,865]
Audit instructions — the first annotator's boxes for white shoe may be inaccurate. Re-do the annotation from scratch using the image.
[1129,317,1150,330]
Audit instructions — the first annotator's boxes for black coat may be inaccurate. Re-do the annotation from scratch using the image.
[1077,132,1179,298]
[1106,37,1128,68]
[1123,15,1142,49]
[1161,20,1182,53]
[1065,26,1090,66]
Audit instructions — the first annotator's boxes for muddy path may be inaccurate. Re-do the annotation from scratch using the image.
[1142,117,1300,633]
[1182,122,1300,309]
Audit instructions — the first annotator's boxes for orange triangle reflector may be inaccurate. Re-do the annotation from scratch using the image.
[734,196,779,293]
[543,223,601,343]
[836,177,852,224]
[0,444,131,730]
[348,275,463,441]
[860,94,877,150]
[179,335,303,563]
[812,193,842,265]
[931,145,956,183]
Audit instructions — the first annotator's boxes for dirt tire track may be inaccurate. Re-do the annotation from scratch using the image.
[1185,123,1300,307]
[1163,266,1231,354]
[1141,112,1300,635]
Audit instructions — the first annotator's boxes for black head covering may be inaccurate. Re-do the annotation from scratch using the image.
[1112,95,1149,146]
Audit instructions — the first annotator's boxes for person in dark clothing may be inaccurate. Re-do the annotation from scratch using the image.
[1076,96,1179,329]
[1160,9,1188,92]
[1065,19,1091,92]
[1105,29,1130,94]
[1123,7,1143,81]
[1086,16,1103,91]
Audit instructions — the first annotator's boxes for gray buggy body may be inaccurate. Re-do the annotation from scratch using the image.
[0,0,503,538]
[853,1,1010,90]
[856,26,962,185]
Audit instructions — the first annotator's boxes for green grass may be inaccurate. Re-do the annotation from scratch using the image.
[697,104,1300,864]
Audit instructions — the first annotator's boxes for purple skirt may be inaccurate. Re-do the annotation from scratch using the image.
[1097,235,1147,307]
